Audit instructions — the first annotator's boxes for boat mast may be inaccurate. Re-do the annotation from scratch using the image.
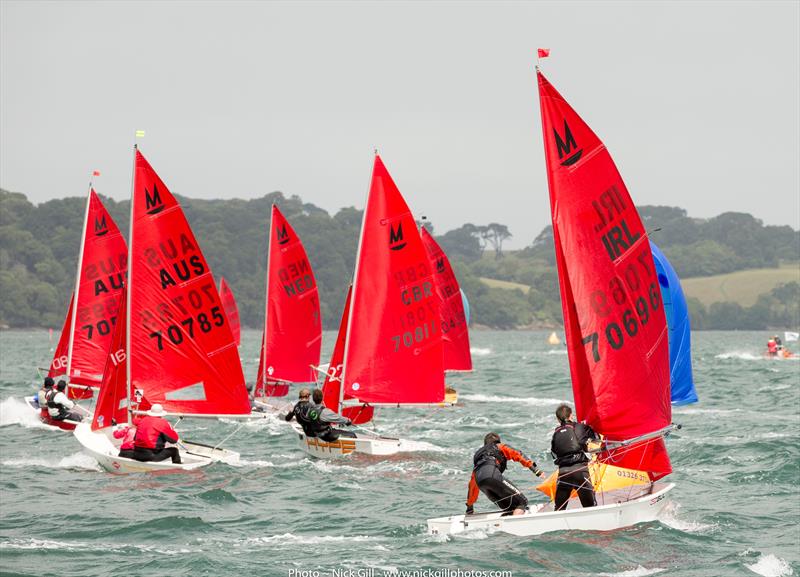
[261,205,274,386]
[65,181,93,383]
[339,152,375,414]
[126,144,136,425]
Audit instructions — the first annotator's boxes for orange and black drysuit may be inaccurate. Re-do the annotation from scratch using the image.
[466,442,542,514]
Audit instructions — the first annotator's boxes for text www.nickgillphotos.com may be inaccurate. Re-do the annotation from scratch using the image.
[288,570,513,577]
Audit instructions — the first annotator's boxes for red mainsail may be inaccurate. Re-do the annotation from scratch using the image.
[342,156,444,405]
[129,149,250,416]
[322,287,373,424]
[421,228,472,372]
[92,291,131,430]
[218,277,241,347]
[67,189,128,389]
[259,204,322,391]
[537,70,672,479]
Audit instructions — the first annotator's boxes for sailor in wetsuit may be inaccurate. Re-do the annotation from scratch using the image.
[551,403,599,511]
[466,432,545,516]
[284,388,355,442]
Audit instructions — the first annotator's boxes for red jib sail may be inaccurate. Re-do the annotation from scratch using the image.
[421,228,472,371]
[67,189,128,391]
[92,291,131,430]
[537,70,672,479]
[342,155,444,405]
[129,149,250,415]
[49,293,73,379]
[218,277,241,347]
[322,287,373,424]
[258,204,322,393]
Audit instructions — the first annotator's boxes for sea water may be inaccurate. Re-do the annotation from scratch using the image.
[1,330,797,577]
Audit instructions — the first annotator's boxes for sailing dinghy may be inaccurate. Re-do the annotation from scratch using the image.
[74,148,252,472]
[428,65,679,537]
[26,189,127,430]
[251,204,322,415]
[297,155,447,459]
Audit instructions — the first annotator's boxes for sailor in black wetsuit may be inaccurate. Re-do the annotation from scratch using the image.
[551,403,599,511]
[284,388,355,442]
[466,432,545,516]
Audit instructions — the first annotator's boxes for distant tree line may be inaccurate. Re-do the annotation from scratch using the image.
[1,189,798,330]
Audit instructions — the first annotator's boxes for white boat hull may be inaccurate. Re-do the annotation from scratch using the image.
[427,483,675,537]
[290,422,406,459]
[73,422,239,474]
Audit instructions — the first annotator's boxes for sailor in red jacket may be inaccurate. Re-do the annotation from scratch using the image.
[466,432,545,516]
[132,404,182,464]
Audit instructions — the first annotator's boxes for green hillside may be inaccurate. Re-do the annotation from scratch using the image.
[682,263,800,307]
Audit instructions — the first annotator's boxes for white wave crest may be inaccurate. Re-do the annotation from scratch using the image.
[0,397,52,429]
[1,451,101,472]
[715,351,763,360]
[545,349,568,355]
[598,567,666,577]
[241,533,381,546]
[746,554,794,577]
[660,502,715,533]
[0,538,190,555]
[461,394,568,407]
[470,347,492,356]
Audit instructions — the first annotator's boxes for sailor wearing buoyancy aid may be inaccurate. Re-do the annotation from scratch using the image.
[285,388,354,442]
[465,432,545,516]
[46,380,83,422]
[551,403,598,511]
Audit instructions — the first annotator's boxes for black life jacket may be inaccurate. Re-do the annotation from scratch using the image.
[551,422,589,467]
[46,389,68,418]
[473,442,507,473]
[294,401,332,438]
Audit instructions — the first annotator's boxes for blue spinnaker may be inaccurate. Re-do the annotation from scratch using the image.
[651,242,698,405]
[461,289,470,326]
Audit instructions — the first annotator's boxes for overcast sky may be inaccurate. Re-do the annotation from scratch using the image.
[2,1,798,247]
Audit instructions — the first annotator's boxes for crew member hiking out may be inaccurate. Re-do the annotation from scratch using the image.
[286,388,355,442]
[37,377,54,413]
[132,404,182,464]
[551,403,599,511]
[466,432,545,516]
[46,380,85,422]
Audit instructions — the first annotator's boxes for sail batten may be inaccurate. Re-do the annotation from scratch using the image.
[538,70,672,478]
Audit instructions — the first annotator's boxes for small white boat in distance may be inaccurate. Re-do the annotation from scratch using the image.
[427,483,674,537]
[74,421,239,473]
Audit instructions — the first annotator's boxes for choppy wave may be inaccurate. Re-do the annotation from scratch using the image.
[597,568,666,577]
[461,394,567,406]
[660,502,716,533]
[745,553,794,577]
[470,347,492,356]
[236,533,382,546]
[1,452,101,471]
[0,537,191,556]
[0,397,52,429]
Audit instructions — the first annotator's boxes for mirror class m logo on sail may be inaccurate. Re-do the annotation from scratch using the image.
[145,184,165,215]
[94,214,108,236]
[389,222,406,251]
[276,224,290,245]
[554,120,582,166]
